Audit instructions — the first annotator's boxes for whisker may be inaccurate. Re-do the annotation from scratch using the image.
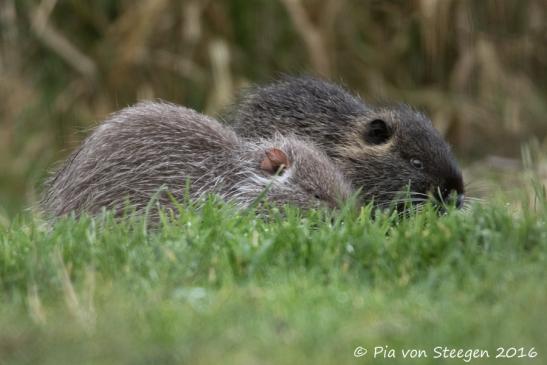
[463,181,491,194]
[374,190,430,198]
[374,198,429,209]
[464,196,486,202]
[459,206,473,215]
[397,204,424,217]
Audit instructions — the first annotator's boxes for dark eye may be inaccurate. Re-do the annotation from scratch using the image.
[410,158,424,170]
[314,193,321,200]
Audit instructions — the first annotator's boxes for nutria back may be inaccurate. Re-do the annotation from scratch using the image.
[42,101,353,222]
[224,76,465,209]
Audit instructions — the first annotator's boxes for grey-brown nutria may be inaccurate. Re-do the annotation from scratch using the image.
[223,76,465,210]
[41,101,354,222]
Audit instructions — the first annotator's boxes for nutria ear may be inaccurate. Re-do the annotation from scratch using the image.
[363,119,392,145]
[260,148,290,175]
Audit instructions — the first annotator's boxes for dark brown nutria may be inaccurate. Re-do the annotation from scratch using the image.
[223,76,465,210]
[41,101,354,222]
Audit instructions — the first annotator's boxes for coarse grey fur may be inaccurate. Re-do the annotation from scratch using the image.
[224,76,465,209]
[41,101,353,222]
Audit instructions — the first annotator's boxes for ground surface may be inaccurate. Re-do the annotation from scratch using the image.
[0,189,545,365]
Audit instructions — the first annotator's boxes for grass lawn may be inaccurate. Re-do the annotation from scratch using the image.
[0,190,545,364]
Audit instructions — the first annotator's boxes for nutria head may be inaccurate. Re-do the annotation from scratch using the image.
[337,105,464,210]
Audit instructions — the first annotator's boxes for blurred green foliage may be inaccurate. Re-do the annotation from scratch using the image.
[0,194,546,364]
[0,0,546,214]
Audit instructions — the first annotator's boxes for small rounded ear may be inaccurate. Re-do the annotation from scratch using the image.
[362,119,393,145]
[260,148,290,175]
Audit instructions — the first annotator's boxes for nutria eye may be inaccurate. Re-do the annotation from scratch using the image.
[410,158,424,170]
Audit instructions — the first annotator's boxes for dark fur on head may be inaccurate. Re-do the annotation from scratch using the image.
[41,101,353,223]
[224,76,465,210]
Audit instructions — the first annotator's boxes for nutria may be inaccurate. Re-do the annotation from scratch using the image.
[223,76,465,210]
[41,101,354,222]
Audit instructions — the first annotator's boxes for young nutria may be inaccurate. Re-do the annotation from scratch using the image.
[224,76,465,210]
[41,101,353,222]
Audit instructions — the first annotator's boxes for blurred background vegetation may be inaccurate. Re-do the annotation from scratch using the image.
[0,0,546,217]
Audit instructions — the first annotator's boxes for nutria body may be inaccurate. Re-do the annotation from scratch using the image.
[41,101,353,221]
[224,76,465,209]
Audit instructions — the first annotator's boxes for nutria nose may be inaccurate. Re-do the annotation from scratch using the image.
[456,193,465,208]
[435,189,465,209]
[452,193,465,209]
[436,174,465,209]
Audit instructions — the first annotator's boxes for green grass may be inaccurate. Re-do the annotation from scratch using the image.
[0,194,546,365]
